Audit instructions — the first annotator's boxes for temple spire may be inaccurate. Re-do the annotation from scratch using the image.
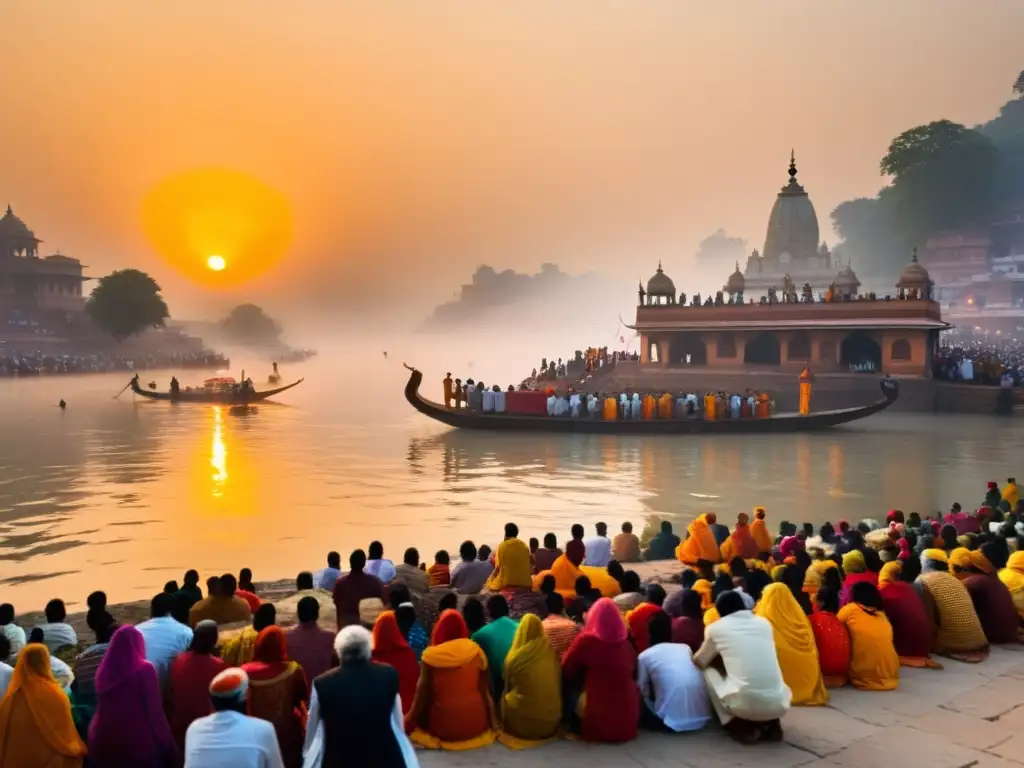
[788,149,798,181]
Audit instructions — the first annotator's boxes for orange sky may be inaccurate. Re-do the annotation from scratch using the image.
[1,1,1022,322]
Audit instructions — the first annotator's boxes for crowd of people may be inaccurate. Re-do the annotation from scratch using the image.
[1,479,1023,766]
[934,332,1023,386]
[0,349,230,377]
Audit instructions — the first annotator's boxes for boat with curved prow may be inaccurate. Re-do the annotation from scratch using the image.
[129,374,303,404]
[403,365,898,434]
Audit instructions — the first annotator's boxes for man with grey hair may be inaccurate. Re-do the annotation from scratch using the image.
[302,626,418,767]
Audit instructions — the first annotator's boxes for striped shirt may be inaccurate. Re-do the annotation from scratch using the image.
[73,642,109,698]
[542,614,580,659]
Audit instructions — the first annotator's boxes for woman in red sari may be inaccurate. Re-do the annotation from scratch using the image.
[878,561,942,668]
[809,587,851,687]
[372,611,420,714]
[719,513,760,563]
[165,620,226,754]
[561,597,638,743]
[242,626,309,768]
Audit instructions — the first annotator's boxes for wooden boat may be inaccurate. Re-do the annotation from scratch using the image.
[129,374,303,404]
[403,364,899,434]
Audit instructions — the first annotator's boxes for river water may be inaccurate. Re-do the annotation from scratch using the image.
[1,351,1022,610]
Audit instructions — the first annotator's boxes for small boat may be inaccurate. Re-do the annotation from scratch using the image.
[402,364,899,434]
[129,374,303,404]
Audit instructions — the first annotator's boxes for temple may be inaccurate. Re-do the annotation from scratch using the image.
[629,248,947,377]
[0,204,89,316]
[742,151,838,296]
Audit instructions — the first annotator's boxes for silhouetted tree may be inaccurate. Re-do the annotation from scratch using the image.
[220,304,282,345]
[86,269,169,341]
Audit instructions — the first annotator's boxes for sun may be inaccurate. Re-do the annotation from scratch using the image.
[207,254,226,272]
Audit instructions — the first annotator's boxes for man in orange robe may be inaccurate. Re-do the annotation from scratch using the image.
[799,366,813,415]
[676,514,722,567]
[749,508,774,556]
[720,513,760,562]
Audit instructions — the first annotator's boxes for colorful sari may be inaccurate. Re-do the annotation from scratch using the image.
[754,584,828,706]
[720,513,759,562]
[220,625,259,666]
[676,514,722,566]
[839,551,877,606]
[408,610,497,750]
[487,538,533,592]
[242,627,309,768]
[0,644,86,768]
[166,649,226,754]
[625,602,663,653]
[998,551,1024,620]
[499,614,562,748]
[750,508,773,554]
[372,612,420,714]
[837,603,900,691]
[809,611,851,687]
[89,625,176,768]
[533,555,621,599]
[878,563,941,668]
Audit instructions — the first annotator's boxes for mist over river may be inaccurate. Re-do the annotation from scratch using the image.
[2,341,1022,610]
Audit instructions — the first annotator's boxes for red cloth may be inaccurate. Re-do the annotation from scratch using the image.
[839,572,878,607]
[879,581,934,658]
[561,631,638,743]
[236,589,262,613]
[285,623,336,685]
[166,651,226,753]
[332,570,386,628]
[431,610,469,645]
[670,617,704,654]
[428,563,450,587]
[809,612,851,681]
[372,613,420,714]
[504,391,548,415]
[963,574,1020,644]
[626,603,663,653]
[242,628,309,768]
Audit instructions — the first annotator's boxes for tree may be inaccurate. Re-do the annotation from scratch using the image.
[694,229,747,266]
[1014,69,1024,97]
[880,120,999,241]
[86,269,170,341]
[220,304,282,345]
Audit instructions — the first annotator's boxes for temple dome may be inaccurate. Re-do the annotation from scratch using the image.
[897,247,932,288]
[725,262,745,293]
[762,152,820,266]
[834,262,860,292]
[646,262,676,296]
[0,205,35,241]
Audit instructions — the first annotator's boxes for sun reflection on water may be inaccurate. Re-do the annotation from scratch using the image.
[211,407,227,494]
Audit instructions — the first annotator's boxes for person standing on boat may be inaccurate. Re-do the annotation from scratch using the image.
[482,385,495,413]
[730,393,741,420]
[443,373,454,408]
[170,377,180,397]
[453,378,464,409]
[799,364,814,416]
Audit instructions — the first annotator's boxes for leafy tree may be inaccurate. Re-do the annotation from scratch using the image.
[880,120,999,241]
[1014,69,1024,97]
[694,229,747,266]
[220,304,282,345]
[979,98,1024,206]
[86,269,170,341]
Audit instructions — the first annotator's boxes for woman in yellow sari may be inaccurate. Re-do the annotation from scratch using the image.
[754,584,828,706]
[750,508,773,556]
[499,614,562,748]
[676,514,722,566]
[486,537,532,592]
[837,582,899,691]
[534,545,620,600]
[0,644,87,768]
[998,551,1024,619]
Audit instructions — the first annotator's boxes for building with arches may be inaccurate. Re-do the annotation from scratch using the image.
[627,250,948,377]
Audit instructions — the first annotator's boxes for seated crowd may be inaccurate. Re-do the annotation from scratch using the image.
[1,478,1023,765]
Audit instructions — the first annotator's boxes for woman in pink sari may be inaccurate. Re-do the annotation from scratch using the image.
[88,625,177,767]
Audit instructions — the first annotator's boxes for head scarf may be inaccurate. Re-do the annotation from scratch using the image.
[723,513,759,560]
[565,539,586,567]
[486,537,532,591]
[998,551,1024,594]
[373,611,410,654]
[842,550,866,574]
[95,624,149,694]
[750,508,773,553]
[0,644,87,761]
[582,597,627,643]
[431,609,469,645]
[753,584,828,706]
[969,550,995,575]
[678,514,722,565]
[920,549,949,574]
[504,614,557,682]
[897,538,913,561]
[780,536,804,561]
[691,579,713,611]
[252,626,288,663]
[771,564,788,583]
[949,548,973,578]
[878,561,902,588]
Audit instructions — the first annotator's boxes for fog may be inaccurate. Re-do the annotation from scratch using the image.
[2,1,1022,336]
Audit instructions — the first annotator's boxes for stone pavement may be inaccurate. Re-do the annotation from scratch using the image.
[421,645,1024,768]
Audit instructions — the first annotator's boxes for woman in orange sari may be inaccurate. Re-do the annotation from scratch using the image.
[676,514,722,567]
[0,643,87,768]
[242,627,309,768]
[372,612,420,714]
[837,582,900,691]
[407,609,497,750]
[534,541,620,599]
[750,508,773,556]
[720,513,759,563]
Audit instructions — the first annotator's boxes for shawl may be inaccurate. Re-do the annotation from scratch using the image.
[244,627,294,681]
[581,598,627,643]
[371,612,419,713]
[486,538,533,591]
[502,614,561,735]
[535,556,620,599]
[692,580,713,610]
[0,644,87,761]
[969,550,995,575]
[949,548,973,579]
[95,624,149,694]
[720,514,759,561]
[431,609,469,645]
[676,514,722,565]
[922,548,949,566]
[754,584,828,706]
[878,561,901,587]
[780,536,804,560]
[750,509,773,553]
[998,551,1024,594]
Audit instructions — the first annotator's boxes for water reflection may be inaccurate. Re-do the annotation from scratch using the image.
[211,407,228,495]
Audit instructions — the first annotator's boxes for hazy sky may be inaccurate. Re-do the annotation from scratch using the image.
[2,1,1022,323]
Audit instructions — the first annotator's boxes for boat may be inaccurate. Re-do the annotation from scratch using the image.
[129,374,303,404]
[402,364,899,434]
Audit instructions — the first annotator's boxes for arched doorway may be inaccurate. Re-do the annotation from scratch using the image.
[787,332,812,362]
[890,338,912,361]
[840,331,882,370]
[669,334,707,365]
[649,339,660,363]
[744,332,781,365]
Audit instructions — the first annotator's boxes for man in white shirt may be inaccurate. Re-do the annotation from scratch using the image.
[693,592,791,744]
[34,599,77,654]
[137,592,193,690]
[0,636,13,701]
[481,387,495,413]
[364,541,397,584]
[185,668,284,768]
[315,552,343,592]
[637,612,711,732]
[0,603,25,664]
[546,393,557,416]
[583,522,612,567]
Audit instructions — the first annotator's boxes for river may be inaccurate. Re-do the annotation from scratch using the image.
[1,351,1022,610]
